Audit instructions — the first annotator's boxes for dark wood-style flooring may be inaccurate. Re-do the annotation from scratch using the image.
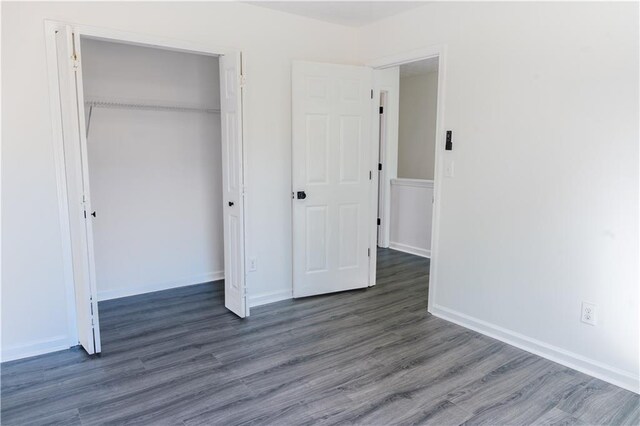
[2,249,639,425]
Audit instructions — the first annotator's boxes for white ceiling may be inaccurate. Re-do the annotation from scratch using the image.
[400,57,439,78]
[246,1,426,27]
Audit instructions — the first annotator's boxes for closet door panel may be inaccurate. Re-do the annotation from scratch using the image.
[220,52,247,318]
[55,27,101,354]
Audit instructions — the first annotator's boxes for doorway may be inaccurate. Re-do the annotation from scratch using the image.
[289,49,445,306]
[372,50,445,311]
[386,57,439,258]
[46,21,248,356]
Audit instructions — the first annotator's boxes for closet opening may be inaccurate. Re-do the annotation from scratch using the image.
[82,38,228,350]
[47,21,248,356]
[82,39,224,301]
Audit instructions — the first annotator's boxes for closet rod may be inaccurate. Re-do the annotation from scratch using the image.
[84,100,220,114]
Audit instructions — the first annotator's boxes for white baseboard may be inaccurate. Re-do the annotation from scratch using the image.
[98,271,225,301]
[249,289,292,308]
[1,335,70,363]
[431,304,639,394]
[389,242,431,258]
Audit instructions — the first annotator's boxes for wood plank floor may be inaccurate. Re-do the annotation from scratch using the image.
[2,248,638,425]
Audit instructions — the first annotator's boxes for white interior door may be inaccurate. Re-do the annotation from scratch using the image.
[56,27,101,354]
[292,61,373,298]
[219,52,248,317]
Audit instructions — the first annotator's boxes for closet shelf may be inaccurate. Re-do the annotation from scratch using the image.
[84,100,220,114]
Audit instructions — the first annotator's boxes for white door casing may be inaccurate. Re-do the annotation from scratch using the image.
[55,27,102,354]
[377,92,386,246]
[292,61,373,298]
[372,67,399,251]
[220,52,248,317]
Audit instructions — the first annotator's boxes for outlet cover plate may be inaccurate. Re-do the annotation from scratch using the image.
[581,302,597,325]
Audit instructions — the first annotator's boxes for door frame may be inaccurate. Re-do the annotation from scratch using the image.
[44,20,249,349]
[376,91,388,247]
[367,45,447,312]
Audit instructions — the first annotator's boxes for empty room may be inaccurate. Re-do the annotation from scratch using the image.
[1,1,638,425]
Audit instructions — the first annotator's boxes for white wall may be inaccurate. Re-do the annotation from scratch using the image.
[1,1,358,360]
[81,40,223,301]
[397,71,438,179]
[389,179,433,258]
[359,2,639,391]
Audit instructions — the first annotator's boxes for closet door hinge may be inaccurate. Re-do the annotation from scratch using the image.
[368,248,371,257]
[240,74,247,87]
[71,52,80,70]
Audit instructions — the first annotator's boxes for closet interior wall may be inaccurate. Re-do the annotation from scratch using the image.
[81,39,224,301]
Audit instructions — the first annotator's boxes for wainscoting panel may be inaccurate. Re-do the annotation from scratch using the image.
[389,178,433,258]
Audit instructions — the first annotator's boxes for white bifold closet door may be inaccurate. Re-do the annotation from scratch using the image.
[56,27,102,355]
[219,52,248,318]
[56,28,249,356]
[292,61,373,298]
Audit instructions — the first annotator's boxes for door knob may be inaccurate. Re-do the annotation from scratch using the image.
[228,201,234,206]
[297,191,307,200]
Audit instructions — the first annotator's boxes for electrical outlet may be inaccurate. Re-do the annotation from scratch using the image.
[248,257,257,272]
[581,302,597,325]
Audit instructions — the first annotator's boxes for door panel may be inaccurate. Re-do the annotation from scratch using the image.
[292,61,373,298]
[56,27,101,354]
[220,52,247,318]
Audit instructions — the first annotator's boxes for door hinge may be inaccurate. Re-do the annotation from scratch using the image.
[371,89,374,99]
[369,171,372,180]
[379,106,383,114]
[378,163,382,171]
[83,210,87,219]
[70,31,81,69]
[368,248,371,257]
[240,74,247,87]
[377,218,381,225]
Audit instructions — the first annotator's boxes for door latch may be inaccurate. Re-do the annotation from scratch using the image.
[296,191,307,200]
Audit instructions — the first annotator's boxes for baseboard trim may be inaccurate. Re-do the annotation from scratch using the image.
[431,304,639,394]
[249,290,292,308]
[389,242,431,258]
[1,336,70,363]
[98,271,225,301]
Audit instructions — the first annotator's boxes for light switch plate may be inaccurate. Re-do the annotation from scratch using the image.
[445,160,455,177]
